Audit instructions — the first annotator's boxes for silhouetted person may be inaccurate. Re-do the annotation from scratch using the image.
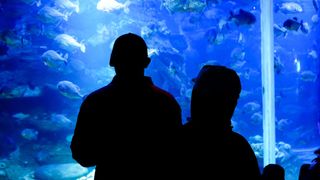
[70,33,182,179]
[298,148,320,180]
[262,164,285,180]
[299,164,311,180]
[180,65,261,179]
[309,147,320,179]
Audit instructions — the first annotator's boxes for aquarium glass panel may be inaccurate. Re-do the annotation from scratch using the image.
[0,0,319,179]
[273,0,320,179]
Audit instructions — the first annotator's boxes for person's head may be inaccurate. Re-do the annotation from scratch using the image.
[299,164,311,180]
[109,33,150,76]
[314,147,320,156]
[262,164,285,180]
[190,65,241,130]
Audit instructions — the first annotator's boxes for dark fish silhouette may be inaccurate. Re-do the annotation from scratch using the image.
[283,17,301,31]
[229,9,256,26]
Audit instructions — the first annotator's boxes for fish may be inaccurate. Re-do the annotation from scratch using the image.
[243,101,261,114]
[18,0,41,7]
[308,49,318,59]
[37,6,70,24]
[1,30,30,48]
[250,112,263,125]
[41,50,68,69]
[276,118,290,131]
[249,135,263,143]
[162,0,206,13]
[228,9,256,26]
[275,2,303,14]
[274,55,284,74]
[311,14,319,24]
[300,70,318,82]
[231,60,246,70]
[300,22,310,34]
[230,47,245,61]
[12,112,30,120]
[54,34,86,53]
[96,0,130,13]
[50,114,73,129]
[54,0,80,13]
[283,17,301,31]
[21,128,38,140]
[205,28,224,45]
[274,24,287,38]
[57,80,83,99]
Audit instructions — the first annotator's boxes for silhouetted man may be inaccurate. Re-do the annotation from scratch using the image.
[181,65,261,179]
[70,33,182,179]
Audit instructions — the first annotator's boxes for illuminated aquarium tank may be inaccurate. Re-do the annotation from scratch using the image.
[0,0,319,179]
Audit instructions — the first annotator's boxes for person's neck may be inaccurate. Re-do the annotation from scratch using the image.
[114,73,147,84]
[115,66,145,77]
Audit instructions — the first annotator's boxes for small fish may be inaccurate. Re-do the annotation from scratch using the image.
[300,70,317,82]
[283,17,301,31]
[21,128,38,140]
[275,2,303,14]
[41,50,68,69]
[37,6,70,24]
[55,0,80,13]
[57,80,83,99]
[274,24,287,38]
[162,0,206,13]
[311,14,319,24]
[51,113,73,129]
[249,135,263,143]
[97,0,130,13]
[19,0,41,7]
[230,47,245,61]
[274,55,284,74]
[2,30,30,48]
[231,60,246,70]
[300,22,310,34]
[308,49,318,59]
[276,118,290,131]
[240,90,253,98]
[228,9,256,26]
[243,101,261,114]
[55,34,86,53]
[12,112,30,120]
[250,112,263,125]
[205,28,224,44]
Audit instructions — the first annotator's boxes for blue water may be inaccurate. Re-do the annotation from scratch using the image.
[0,0,319,179]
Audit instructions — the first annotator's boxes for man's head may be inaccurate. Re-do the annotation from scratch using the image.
[109,33,150,70]
[190,65,241,129]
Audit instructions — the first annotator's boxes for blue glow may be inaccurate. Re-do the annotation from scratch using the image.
[294,57,301,73]
[0,0,319,179]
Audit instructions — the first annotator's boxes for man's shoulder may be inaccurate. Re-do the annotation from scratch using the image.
[151,85,175,99]
[83,85,112,101]
[227,131,254,150]
[228,131,251,144]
